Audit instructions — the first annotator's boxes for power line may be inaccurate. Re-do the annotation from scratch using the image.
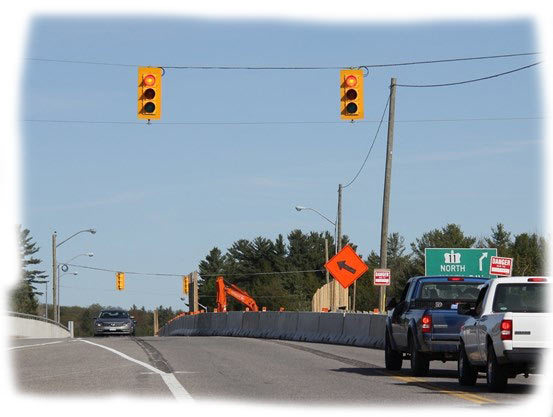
[66,263,324,278]
[25,52,540,70]
[398,61,541,88]
[60,284,304,298]
[23,116,542,126]
[343,93,390,189]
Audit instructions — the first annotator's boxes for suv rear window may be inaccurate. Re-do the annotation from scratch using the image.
[492,283,548,313]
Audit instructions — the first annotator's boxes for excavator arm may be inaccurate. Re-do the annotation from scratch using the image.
[216,276,259,312]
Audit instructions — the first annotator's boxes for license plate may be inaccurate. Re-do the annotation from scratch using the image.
[109,328,117,331]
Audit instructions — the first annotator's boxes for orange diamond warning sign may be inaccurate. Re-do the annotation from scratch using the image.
[324,245,368,289]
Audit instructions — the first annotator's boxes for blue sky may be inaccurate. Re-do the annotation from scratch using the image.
[19,16,544,311]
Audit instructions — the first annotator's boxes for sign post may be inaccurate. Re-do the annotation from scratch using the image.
[425,248,497,277]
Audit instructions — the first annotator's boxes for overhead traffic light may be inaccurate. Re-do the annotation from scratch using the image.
[116,272,125,291]
[340,69,364,120]
[137,67,162,120]
[183,276,189,295]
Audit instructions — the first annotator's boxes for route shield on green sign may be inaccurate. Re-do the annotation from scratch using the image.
[425,248,498,277]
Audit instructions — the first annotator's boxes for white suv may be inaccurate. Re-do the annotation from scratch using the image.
[456,276,550,392]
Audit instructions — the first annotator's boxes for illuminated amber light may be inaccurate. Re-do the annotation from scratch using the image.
[143,74,156,86]
[345,75,357,87]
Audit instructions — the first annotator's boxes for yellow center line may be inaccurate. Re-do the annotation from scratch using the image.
[382,371,498,405]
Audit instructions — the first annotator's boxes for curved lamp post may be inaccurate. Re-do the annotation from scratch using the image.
[52,229,96,322]
[295,206,337,255]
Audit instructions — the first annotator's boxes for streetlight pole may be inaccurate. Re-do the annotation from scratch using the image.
[56,252,93,323]
[51,228,96,323]
[51,233,57,321]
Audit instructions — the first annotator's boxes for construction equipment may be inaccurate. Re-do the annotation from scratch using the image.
[216,276,259,312]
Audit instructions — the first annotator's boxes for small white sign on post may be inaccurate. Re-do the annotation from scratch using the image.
[489,256,513,277]
[374,269,391,286]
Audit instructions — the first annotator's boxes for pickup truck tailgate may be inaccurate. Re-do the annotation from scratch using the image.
[429,310,468,341]
[510,313,551,348]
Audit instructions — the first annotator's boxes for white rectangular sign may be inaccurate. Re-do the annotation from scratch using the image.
[374,269,391,286]
[489,256,513,277]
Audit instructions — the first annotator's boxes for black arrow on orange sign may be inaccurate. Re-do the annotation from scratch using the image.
[337,260,356,274]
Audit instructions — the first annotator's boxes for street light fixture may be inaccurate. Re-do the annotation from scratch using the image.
[51,228,96,323]
[295,206,337,253]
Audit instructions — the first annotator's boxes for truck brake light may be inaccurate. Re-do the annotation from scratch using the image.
[421,314,432,333]
[500,319,512,340]
[527,278,547,282]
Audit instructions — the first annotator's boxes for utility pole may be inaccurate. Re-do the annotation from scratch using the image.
[153,309,159,336]
[337,184,343,252]
[324,238,330,285]
[379,77,397,313]
[188,271,199,313]
[324,237,332,311]
[336,183,350,311]
[51,232,57,322]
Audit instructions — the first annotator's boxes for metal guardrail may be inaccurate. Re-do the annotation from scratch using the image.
[6,311,70,332]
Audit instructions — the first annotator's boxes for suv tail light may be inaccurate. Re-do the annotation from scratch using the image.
[528,278,547,282]
[500,319,513,340]
[421,314,432,333]
[448,277,464,281]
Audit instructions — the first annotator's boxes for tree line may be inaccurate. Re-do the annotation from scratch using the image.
[198,223,548,312]
[10,223,549,327]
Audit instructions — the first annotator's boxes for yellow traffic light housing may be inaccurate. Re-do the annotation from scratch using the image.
[183,276,190,295]
[340,69,364,120]
[138,67,162,120]
[116,272,125,291]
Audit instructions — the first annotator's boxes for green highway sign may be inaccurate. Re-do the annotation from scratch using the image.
[425,248,498,277]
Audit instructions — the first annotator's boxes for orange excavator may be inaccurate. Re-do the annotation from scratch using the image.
[216,276,259,312]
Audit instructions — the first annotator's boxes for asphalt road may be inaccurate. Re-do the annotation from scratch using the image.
[9,335,544,407]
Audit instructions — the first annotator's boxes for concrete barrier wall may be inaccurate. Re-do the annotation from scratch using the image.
[318,312,345,344]
[224,311,243,337]
[158,311,386,349]
[294,312,321,342]
[8,314,71,339]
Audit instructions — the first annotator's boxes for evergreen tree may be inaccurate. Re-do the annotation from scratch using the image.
[19,226,48,296]
[410,224,476,275]
[511,233,547,276]
[10,226,47,314]
[484,223,513,257]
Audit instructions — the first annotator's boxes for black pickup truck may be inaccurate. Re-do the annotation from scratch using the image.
[385,276,489,376]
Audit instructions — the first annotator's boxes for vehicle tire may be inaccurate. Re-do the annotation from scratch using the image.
[458,342,477,386]
[409,334,429,377]
[486,345,508,392]
[385,331,403,371]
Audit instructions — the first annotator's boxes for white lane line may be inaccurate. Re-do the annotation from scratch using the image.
[140,371,197,375]
[78,339,192,400]
[8,341,65,350]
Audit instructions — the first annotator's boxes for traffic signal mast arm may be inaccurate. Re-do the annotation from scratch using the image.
[216,276,259,312]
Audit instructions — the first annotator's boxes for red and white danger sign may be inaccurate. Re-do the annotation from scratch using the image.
[374,269,391,286]
[489,256,513,277]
